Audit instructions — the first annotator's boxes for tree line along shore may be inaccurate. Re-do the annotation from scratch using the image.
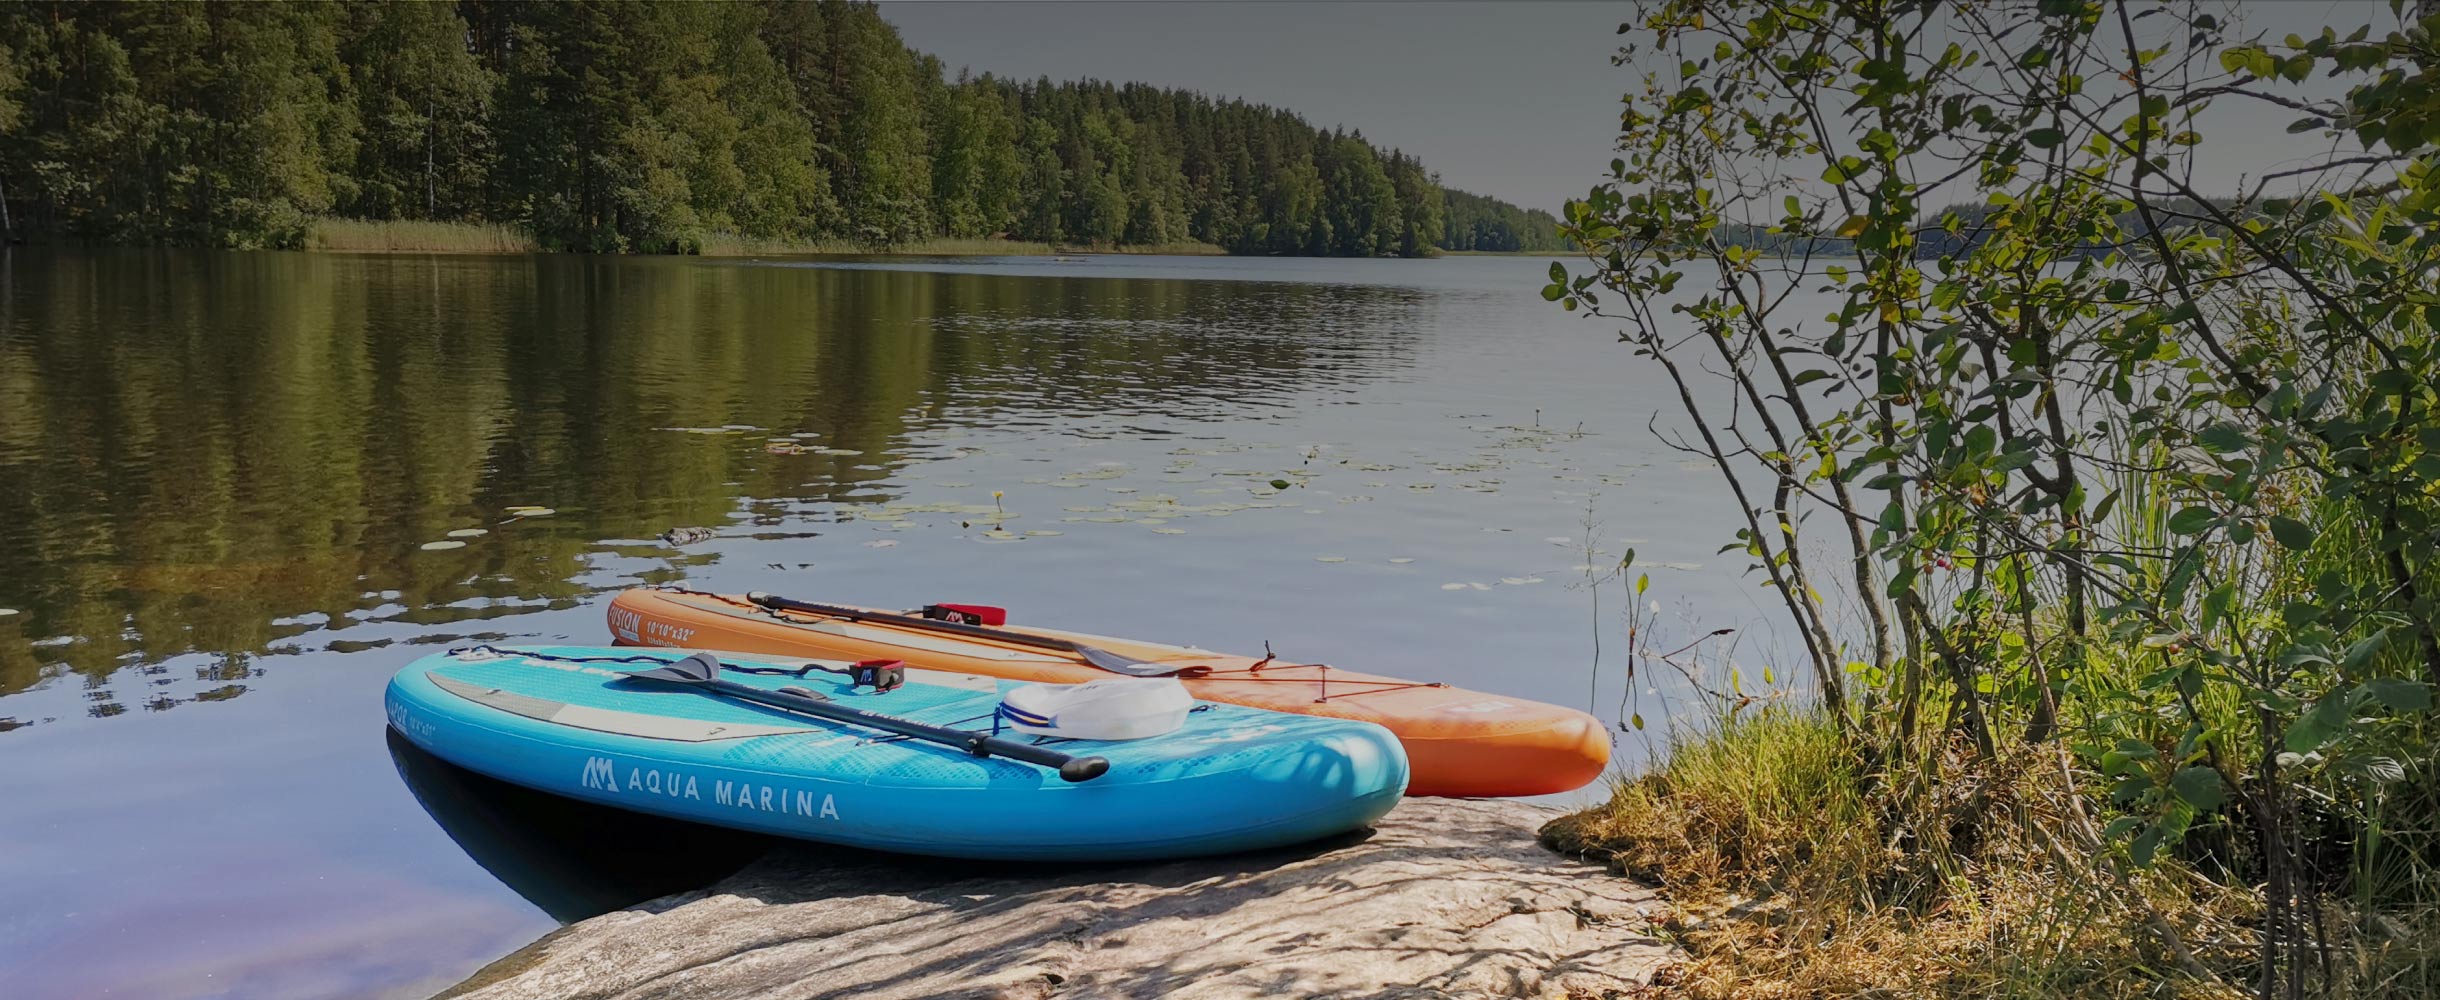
[0,1,1564,258]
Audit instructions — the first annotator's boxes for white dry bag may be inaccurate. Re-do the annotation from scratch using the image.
[995,677,1194,741]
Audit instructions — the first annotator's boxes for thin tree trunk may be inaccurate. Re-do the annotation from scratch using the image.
[426,85,437,218]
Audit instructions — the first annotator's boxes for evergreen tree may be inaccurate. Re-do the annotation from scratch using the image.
[0,0,1555,257]
[339,1,494,222]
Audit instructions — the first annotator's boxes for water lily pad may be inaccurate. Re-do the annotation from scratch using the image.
[447,528,489,538]
[863,540,898,548]
[419,540,467,551]
[1440,583,1468,591]
[1025,530,1064,537]
[0,608,19,617]
[1500,576,1546,586]
[1315,556,1347,563]
[1151,527,1187,535]
[1388,558,1416,564]
[507,506,555,517]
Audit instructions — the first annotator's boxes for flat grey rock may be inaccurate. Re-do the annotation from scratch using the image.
[439,797,1668,1000]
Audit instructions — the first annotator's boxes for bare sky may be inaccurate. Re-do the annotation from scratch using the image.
[880,1,2402,214]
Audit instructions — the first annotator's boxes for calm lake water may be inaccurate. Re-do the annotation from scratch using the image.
[0,249,1784,999]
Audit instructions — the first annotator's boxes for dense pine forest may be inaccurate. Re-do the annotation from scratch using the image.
[0,1,1562,256]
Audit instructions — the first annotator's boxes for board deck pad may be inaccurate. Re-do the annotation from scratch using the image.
[428,673,820,742]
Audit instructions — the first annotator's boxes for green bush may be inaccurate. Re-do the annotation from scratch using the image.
[1550,2,2440,994]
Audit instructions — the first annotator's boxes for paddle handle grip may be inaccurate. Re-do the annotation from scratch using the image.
[980,738,1110,782]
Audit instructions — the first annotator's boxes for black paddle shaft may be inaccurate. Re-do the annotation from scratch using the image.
[624,655,1109,782]
[742,591,1182,677]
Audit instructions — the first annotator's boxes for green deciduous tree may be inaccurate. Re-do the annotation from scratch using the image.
[1551,1,2440,991]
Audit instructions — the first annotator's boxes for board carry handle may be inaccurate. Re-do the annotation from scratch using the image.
[623,653,1111,782]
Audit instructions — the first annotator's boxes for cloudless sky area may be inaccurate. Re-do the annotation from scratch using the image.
[882,1,2403,215]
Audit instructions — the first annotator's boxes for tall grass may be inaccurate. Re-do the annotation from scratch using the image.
[307,217,535,253]
[691,233,1058,256]
[1548,708,2263,997]
[299,221,1231,258]
[1549,510,2440,998]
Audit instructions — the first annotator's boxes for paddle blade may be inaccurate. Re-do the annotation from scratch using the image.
[1076,645,1171,677]
[621,651,722,686]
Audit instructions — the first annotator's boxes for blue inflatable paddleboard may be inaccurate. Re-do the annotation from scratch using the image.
[384,645,1408,861]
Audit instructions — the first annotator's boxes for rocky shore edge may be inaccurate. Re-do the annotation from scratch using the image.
[436,797,1669,1000]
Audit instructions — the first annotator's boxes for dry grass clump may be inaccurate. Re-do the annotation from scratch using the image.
[1544,709,2281,999]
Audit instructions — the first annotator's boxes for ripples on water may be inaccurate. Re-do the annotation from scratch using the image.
[0,249,1777,999]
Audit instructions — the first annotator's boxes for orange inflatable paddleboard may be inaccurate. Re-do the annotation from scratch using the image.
[605,588,1610,797]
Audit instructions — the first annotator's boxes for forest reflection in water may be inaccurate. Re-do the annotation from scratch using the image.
[0,250,1424,721]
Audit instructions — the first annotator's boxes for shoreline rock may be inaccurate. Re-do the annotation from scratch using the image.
[438,797,1669,999]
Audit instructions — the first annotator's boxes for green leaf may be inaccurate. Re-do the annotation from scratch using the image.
[1541,284,1566,301]
[2171,766,2224,811]
[1268,479,1292,490]
[2025,127,2065,149]
[2196,423,2251,453]
[2362,678,2433,712]
[2268,516,2314,550]
[2286,692,2353,753]
[1548,261,1567,283]
[2129,825,2164,867]
[2342,629,2391,671]
[2168,507,2216,534]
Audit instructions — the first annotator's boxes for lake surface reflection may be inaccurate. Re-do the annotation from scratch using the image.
[0,250,1778,998]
